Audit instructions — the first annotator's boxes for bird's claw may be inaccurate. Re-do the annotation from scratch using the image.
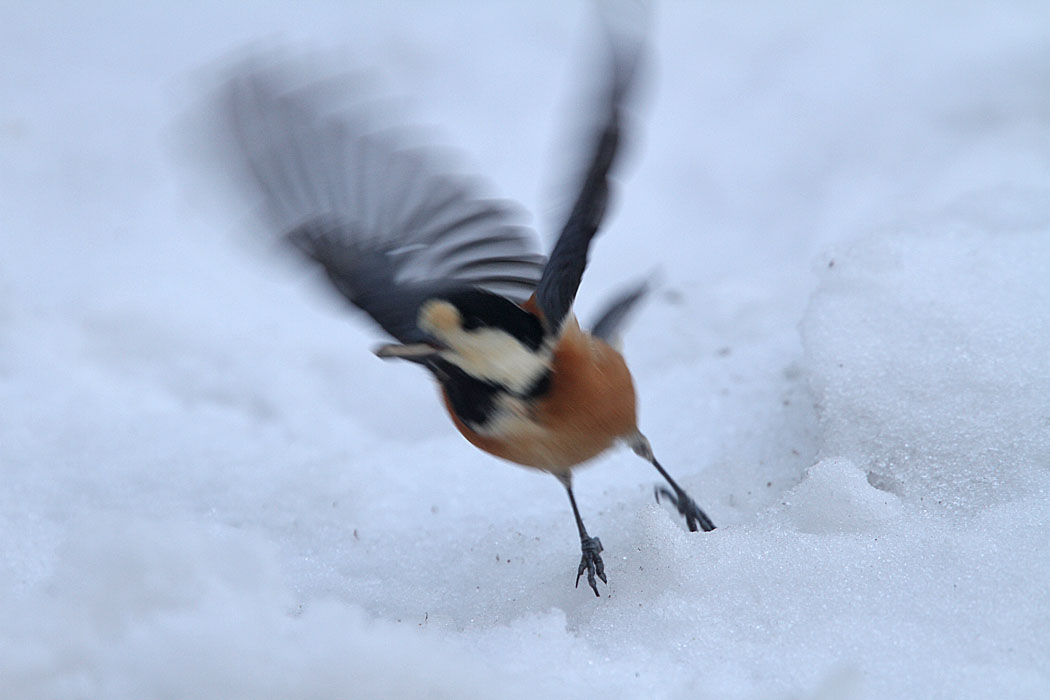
[575,535,607,596]
[654,486,716,533]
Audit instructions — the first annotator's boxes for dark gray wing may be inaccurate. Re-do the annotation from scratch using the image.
[590,280,650,342]
[533,26,645,333]
[220,64,545,343]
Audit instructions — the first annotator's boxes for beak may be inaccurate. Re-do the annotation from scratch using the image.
[374,341,442,363]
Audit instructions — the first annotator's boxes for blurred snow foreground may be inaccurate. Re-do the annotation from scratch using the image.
[2,2,1050,699]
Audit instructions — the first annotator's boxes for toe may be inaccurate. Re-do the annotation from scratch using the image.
[586,564,600,597]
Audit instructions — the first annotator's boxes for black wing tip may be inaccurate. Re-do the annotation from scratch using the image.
[534,12,651,333]
[589,277,654,342]
[596,0,652,104]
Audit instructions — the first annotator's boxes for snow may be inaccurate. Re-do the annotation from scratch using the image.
[803,219,1050,510]
[2,1,1049,698]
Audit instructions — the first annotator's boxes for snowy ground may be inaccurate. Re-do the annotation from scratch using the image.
[2,2,1050,698]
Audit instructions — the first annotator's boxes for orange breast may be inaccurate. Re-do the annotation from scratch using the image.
[441,318,638,475]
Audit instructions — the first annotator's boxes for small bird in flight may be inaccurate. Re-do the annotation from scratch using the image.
[215,20,715,596]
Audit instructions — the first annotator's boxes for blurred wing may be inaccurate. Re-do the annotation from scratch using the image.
[534,22,645,333]
[221,64,545,343]
[589,279,650,342]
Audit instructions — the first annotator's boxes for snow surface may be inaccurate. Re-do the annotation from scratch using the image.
[3,1,1050,698]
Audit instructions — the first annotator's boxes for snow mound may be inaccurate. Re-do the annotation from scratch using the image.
[802,194,1050,509]
[785,458,904,533]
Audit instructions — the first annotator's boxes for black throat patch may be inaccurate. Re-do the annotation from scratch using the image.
[429,358,551,430]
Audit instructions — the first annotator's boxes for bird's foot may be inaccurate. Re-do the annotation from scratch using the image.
[575,535,607,596]
[655,486,716,532]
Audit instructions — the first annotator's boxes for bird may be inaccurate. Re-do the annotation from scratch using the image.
[213,19,716,596]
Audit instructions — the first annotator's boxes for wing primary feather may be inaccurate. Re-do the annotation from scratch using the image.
[534,22,646,332]
[446,255,546,278]
[217,58,547,342]
[429,232,525,265]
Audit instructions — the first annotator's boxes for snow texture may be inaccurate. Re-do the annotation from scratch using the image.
[2,1,1049,698]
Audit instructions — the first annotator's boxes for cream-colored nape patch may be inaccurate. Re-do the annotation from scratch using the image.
[419,300,462,336]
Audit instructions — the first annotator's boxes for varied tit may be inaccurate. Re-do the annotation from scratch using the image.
[216,22,715,596]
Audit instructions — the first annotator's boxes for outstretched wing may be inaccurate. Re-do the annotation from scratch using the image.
[220,64,545,343]
[534,23,646,334]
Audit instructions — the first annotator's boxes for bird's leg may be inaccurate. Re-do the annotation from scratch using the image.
[628,433,716,533]
[556,474,606,596]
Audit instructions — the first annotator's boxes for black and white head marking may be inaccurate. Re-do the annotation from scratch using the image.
[418,288,552,396]
[431,358,549,434]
